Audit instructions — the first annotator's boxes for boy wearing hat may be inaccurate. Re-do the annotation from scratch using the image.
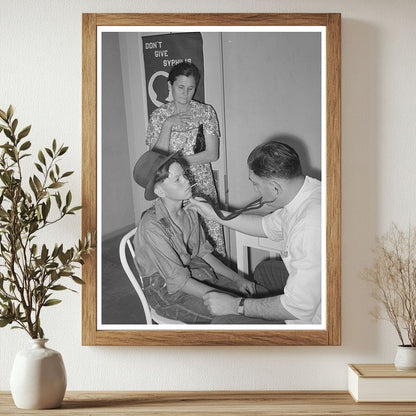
[133,150,257,323]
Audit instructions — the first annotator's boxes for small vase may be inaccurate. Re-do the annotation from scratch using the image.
[394,345,416,371]
[10,338,67,409]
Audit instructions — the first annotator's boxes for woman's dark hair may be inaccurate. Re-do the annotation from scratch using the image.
[154,156,185,186]
[247,140,303,179]
[168,62,201,86]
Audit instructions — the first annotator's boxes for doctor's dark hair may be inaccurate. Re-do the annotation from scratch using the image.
[154,156,186,186]
[247,140,303,179]
[168,62,201,86]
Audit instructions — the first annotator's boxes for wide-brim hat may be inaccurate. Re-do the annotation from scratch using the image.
[133,150,178,201]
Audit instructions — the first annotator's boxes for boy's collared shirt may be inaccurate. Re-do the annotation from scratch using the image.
[134,198,213,294]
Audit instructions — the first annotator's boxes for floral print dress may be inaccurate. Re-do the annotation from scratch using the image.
[146,100,226,258]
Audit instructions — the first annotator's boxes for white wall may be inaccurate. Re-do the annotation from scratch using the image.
[102,32,136,238]
[224,32,322,207]
[1,0,416,391]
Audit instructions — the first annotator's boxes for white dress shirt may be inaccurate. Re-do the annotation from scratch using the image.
[262,176,322,324]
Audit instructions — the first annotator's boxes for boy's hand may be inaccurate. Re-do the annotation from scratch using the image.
[237,279,257,296]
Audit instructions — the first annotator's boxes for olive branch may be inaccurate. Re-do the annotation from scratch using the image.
[0,105,95,339]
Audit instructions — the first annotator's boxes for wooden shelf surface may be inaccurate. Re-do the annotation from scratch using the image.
[350,363,416,378]
[1,391,416,415]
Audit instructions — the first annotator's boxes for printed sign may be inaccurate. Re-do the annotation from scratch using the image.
[142,32,204,117]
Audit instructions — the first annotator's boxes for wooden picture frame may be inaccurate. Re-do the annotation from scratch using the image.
[82,13,341,346]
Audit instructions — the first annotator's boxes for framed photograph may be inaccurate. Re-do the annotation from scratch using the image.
[82,13,341,346]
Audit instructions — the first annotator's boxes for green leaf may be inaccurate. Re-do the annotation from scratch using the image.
[6,105,14,122]
[52,139,57,152]
[29,222,39,234]
[61,171,74,178]
[11,118,18,133]
[38,150,46,165]
[19,153,30,161]
[29,177,38,197]
[4,128,12,140]
[48,182,64,189]
[18,125,31,140]
[0,109,7,121]
[38,325,44,339]
[0,317,13,327]
[33,175,43,192]
[65,191,72,207]
[50,285,68,291]
[43,299,62,307]
[58,250,67,264]
[55,193,62,208]
[34,163,43,173]
[69,206,82,214]
[41,201,50,220]
[49,270,58,282]
[19,140,31,151]
[55,244,63,259]
[71,276,85,285]
[58,146,68,156]
[51,244,59,258]
[41,244,48,262]
[45,148,53,158]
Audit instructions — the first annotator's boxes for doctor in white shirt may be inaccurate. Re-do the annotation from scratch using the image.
[186,140,321,325]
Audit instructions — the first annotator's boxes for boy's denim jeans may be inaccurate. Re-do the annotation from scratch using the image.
[142,269,242,324]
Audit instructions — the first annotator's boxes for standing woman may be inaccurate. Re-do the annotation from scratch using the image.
[146,62,226,258]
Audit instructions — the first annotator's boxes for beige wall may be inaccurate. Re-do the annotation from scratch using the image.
[1,0,416,391]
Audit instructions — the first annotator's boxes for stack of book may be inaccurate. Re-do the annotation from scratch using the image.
[348,364,416,402]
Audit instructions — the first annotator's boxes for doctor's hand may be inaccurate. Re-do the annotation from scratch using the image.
[203,291,240,316]
[184,197,218,221]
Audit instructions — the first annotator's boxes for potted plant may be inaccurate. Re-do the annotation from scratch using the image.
[362,223,416,370]
[0,105,95,408]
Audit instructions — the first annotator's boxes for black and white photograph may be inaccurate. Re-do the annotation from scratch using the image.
[82,13,341,346]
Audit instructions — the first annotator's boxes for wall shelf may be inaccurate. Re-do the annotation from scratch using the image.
[1,391,415,415]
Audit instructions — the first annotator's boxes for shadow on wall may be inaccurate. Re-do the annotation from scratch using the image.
[340,18,382,356]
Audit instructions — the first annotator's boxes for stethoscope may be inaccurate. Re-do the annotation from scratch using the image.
[187,182,277,221]
[214,197,276,221]
[190,196,274,221]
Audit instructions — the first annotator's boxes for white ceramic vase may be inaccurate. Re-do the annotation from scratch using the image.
[394,345,416,371]
[10,338,67,409]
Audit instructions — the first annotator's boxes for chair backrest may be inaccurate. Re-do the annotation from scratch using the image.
[119,228,153,324]
[119,227,185,325]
